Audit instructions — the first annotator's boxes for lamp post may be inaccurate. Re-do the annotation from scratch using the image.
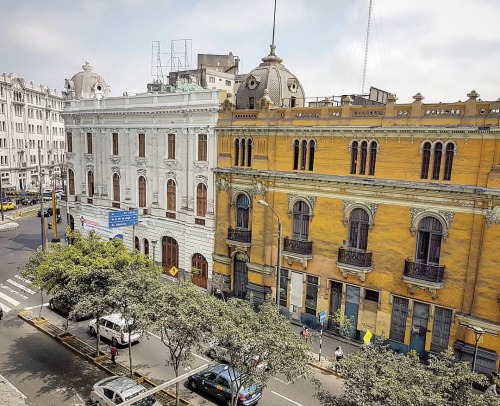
[151,240,157,264]
[471,325,484,372]
[258,200,282,306]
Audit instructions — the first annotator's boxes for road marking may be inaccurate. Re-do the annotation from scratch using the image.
[0,291,21,306]
[7,279,36,295]
[0,284,28,301]
[271,391,303,405]
[273,377,292,385]
[14,274,32,284]
[192,352,210,362]
[0,302,12,313]
[24,303,49,310]
[146,331,161,340]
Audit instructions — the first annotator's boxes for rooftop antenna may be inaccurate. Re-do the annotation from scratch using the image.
[270,0,277,55]
[151,41,167,83]
[361,0,373,94]
[167,39,192,73]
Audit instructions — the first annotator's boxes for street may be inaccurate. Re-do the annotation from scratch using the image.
[0,212,345,405]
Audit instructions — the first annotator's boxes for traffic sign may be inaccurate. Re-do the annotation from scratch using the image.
[363,329,373,344]
[319,310,327,323]
[108,210,139,228]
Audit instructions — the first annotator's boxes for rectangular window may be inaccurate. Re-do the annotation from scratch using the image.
[138,133,145,157]
[112,133,119,156]
[86,133,93,154]
[209,76,215,83]
[389,296,409,343]
[167,134,175,159]
[431,306,452,353]
[305,275,319,315]
[279,269,288,307]
[198,134,207,161]
[249,97,255,110]
[365,289,379,302]
[225,80,231,86]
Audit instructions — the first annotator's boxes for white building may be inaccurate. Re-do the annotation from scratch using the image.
[62,63,222,290]
[0,73,65,193]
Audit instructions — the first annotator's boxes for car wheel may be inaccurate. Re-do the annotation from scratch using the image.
[89,326,96,336]
[189,379,198,391]
[208,349,216,359]
[112,337,118,346]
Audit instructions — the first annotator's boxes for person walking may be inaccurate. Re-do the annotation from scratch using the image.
[335,346,344,362]
[485,371,498,395]
[111,344,119,364]
[300,326,309,343]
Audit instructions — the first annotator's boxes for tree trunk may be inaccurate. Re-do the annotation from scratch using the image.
[128,334,134,378]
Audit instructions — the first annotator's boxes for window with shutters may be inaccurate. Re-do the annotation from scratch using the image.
[305,275,318,315]
[432,142,443,180]
[308,140,315,171]
[167,134,175,159]
[138,133,145,158]
[67,132,73,153]
[443,143,455,181]
[292,200,309,240]
[234,139,240,166]
[431,306,453,353]
[112,173,120,203]
[368,141,377,176]
[198,134,207,161]
[300,140,307,170]
[350,141,358,174]
[86,133,93,154]
[197,183,207,217]
[293,139,299,170]
[389,296,409,343]
[166,179,176,212]
[112,133,119,156]
[191,253,208,289]
[348,208,369,250]
[69,169,75,195]
[236,194,250,230]
[138,176,146,207]
[87,171,94,198]
[420,141,431,179]
[416,217,443,265]
[162,236,179,277]
[359,141,368,175]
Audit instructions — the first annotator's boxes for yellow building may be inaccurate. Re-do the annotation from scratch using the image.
[213,45,500,372]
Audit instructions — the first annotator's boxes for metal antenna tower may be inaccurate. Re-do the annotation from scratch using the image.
[361,0,373,94]
[167,39,192,73]
[151,41,167,83]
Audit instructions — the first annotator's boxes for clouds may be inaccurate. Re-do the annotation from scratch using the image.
[1,0,499,104]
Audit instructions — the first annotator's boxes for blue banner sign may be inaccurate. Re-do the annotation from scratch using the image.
[108,210,139,228]
[319,310,327,323]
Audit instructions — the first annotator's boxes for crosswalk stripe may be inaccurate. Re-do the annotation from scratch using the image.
[7,279,36,295]
[0,284,28,301]
[0,302,12,313]
[24,303,50,310]
[0,291,20,306]
[14,274,32,285]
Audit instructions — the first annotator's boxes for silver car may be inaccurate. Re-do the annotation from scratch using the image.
[89,376,161,406]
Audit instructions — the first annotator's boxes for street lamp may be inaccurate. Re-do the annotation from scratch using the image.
[258,200,282,306]
[151,240,157,264]
[471,325,484,372]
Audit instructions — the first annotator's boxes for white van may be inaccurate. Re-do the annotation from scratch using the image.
[88,314,141,346]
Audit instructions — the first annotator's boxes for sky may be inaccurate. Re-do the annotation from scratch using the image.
[1,0,500,104]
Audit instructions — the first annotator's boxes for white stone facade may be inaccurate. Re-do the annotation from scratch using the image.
[62,89,221,289]
[0,73,65,192]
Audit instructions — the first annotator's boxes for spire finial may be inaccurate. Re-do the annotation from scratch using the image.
[270,0,277,55]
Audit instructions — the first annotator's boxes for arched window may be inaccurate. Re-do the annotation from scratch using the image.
[350,141,358,174]
[112,173,120,203]
[191,253,208,289]
[292,201,309,240]
[167,179,176,212]
[369,142,377,176]
[138,176,146,207]
[308,140,315,171]
[167,134,175,159]
[432,143,443,180]
[241,139,246,166]
[348,209,369,250]
[359,141,368,175]
[247,138,252,167]
[300,140,307,170]
[134,236,140,251]
[420,142,431,179]
[87,171,94,198]
[236,194,250,229]
[234,139,240,166]
[197,183,207,217]
[162,236,179,277]
[416,217,443,265]
[143,239,149,256]
[68,169,75,195]
[293,139,300,170]
[443,143,455,181]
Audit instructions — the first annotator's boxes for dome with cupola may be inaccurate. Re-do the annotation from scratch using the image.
[64,62,111,100]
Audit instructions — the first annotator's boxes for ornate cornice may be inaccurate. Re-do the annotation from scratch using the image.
[485,206,500,227]
[342,200,378,229]
[287,193,316,219]
[409,207,455,239]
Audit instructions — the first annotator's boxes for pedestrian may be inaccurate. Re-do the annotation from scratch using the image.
[111,344,118,364]
[485,371,498,395]
[335,346,344,362]
[300,326,309,343]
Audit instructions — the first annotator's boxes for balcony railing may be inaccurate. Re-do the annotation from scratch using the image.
[283,237,313,256]
[338,246,372,268]
[227,227,252,243]
[404,259,445,283]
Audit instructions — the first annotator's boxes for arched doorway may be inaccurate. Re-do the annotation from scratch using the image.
[191,253,208,289]
[162,236,179,277]
[233,251,248,299]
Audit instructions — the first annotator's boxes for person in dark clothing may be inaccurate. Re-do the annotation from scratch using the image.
[111,344,118,364]
[485,371,498,395]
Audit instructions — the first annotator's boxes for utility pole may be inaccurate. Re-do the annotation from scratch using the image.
[0,176,4,221]
[51,189,59,242]
[38,146,46,253]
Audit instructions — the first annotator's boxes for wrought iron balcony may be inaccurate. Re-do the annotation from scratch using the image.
[337,246,372,268]
[283,237,313,256]
[227,227,252,244]
[403,259,445,283]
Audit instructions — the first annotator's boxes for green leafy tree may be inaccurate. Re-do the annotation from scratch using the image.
[145,281,219,406]
[314,340,499,406]
[211,298,311,406]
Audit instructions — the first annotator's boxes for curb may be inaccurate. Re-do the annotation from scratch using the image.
[18,310,190,405]
[308,361,344,378]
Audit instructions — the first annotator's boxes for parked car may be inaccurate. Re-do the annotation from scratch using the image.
[45,207,60,217]
[21,197,38,205]
[37,209,50,217]
[89,376,160,406]
[188,364,262,406]
[1,201,16,211]
[88,314,141,347]
[48,296,92,320]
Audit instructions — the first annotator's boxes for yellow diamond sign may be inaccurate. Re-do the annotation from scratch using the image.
[169,266,179,276]
[363,329,373,344]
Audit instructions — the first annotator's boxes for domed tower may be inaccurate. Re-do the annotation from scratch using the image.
[64,62,111,100]
[235,43,305,109]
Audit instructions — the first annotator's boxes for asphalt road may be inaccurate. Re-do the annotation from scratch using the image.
[0,212,345,406]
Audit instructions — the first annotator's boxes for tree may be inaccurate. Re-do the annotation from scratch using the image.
[144,280,218,406]
[314,340,500,406]
[211,298,311,406]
